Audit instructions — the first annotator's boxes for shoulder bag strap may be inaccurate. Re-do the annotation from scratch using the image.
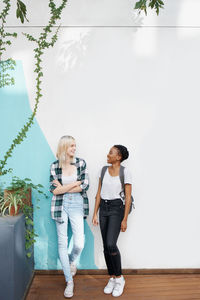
[100,166,108,184]
[119,165,125,190]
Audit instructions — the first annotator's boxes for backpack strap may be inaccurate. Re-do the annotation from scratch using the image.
[101,165,125,187]
[120,166,135,212]
[100,166,108,184]
[119,165,125,189]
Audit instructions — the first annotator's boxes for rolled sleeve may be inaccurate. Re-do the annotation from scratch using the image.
[80,160,89,191]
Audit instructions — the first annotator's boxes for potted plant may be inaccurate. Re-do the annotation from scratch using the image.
[0,176,47,300]
[4,177,32,206]
[4,176,46,206]
[0,193,23,216]
[0,176,47,257]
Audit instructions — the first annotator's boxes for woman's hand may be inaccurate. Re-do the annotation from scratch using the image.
[121,219,127,232]
[92,214,99,226]
[53,180,62,187]
[53,180,81,188]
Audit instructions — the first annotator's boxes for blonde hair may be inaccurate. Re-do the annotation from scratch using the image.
[56,135,75,168]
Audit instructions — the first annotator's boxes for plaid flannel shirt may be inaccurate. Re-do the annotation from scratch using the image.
[50,157,89,223]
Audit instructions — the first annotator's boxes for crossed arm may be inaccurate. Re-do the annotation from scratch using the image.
[50,160,89,196]
[52,180,82,195]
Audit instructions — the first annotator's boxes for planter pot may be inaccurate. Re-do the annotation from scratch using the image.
[0,214,34,300]
[4,188,32,206]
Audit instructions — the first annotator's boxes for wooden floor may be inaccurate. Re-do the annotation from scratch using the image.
[26,274,200,300]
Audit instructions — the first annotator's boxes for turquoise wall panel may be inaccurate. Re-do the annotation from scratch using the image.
[0,61,97,269]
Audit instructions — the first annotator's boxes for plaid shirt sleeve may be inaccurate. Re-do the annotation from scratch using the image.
[49,162,59,193]
[79,159,89,191]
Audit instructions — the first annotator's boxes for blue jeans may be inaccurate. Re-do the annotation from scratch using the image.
[56,193,84,282]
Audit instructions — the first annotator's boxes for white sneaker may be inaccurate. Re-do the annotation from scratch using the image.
[112,276,125,297]
[64,280,74,298]
[70,262,77,277]
[104,277,116,294]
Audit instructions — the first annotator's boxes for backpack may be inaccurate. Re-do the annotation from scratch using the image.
[100,165,135,213]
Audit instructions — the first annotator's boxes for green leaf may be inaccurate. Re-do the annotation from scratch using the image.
[24,178,31,181]
[19,12,24,23]
[37,184,44,188]
[16,9,20,18]
[135,1,142,9]
[26,252,32,258]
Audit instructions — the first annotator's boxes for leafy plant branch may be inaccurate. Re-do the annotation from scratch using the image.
[0,58,16,88]
[0,0,17,58]
[0,0,17,88]
[16,0,28,23]
[0,0,67,176]
[23,203,37,258]
[135,0,164,15]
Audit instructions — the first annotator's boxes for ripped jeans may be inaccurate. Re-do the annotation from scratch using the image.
[99,198,125,276]
[56,193,84,282]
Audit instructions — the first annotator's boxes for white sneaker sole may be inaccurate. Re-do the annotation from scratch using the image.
[104,289,113,294]
[112,292,124,297]
[64,293,73,298]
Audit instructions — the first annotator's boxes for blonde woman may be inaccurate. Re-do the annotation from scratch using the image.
[50,136,89,298]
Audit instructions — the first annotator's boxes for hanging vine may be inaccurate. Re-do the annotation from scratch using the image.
[0,0,67,176]
[0,0,17,88]
[135,0,164,15]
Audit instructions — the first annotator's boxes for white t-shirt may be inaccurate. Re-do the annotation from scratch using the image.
[99,167,132,200]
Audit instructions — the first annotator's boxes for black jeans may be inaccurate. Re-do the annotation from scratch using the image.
[99,198,124,276]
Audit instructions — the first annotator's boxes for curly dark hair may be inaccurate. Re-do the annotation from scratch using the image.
[114,145,129,162]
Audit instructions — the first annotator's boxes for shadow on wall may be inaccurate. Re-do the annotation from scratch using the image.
[57,28,92,72]
[56,12,143,73]
[0,61,97,270]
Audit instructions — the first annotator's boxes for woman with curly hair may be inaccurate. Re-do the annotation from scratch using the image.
[92,144,132,297]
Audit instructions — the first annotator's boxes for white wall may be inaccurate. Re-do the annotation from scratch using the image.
[4,0,200,268]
